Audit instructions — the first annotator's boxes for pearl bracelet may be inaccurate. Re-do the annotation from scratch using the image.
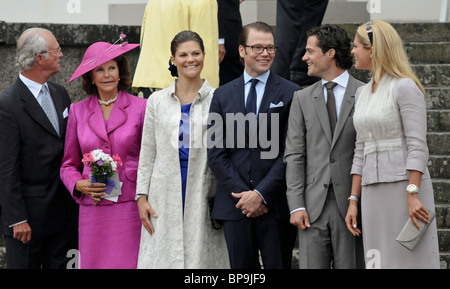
[348,195,359,202]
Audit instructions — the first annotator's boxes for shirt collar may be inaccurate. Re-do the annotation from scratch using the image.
[243,70,270,85]
[168,79,212,101]
[19,73,48,99]
[321,70,349,89]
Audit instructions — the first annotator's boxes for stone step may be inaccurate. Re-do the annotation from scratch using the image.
[439,229,450,253]
[433,179,449,257]
[427,110,450,132]
[441,253,450,269]
[413,64,450,87]
[291,248,450,269]
[391,23,450,43]
[0,246,5,269]
[350,64,450,87]
[426,87,450,110]
[436,204,450,230]
[428,156,450,179]
[339,22,450,43]
[428,133,450,155]
[433,179,450,204]
[406,42,450,64]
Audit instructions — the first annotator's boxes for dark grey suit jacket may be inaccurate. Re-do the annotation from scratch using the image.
[284,74,364,223]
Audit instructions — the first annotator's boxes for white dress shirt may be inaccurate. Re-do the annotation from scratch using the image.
[321,70,349,118]
[19,73,58,120]
[243,70,270,115]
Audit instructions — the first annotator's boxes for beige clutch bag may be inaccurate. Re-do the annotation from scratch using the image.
[396,207,436,251]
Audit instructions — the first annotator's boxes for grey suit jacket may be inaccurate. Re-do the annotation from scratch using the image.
[284,74,365,223]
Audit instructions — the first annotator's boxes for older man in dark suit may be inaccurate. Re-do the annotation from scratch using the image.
[0,28,78,269]
[208,22,299,269]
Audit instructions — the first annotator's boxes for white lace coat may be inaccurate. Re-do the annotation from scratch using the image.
[136,80,230,269]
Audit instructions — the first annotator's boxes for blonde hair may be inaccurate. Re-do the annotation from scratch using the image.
[355,20,426,96]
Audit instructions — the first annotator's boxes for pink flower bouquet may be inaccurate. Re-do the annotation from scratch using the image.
[82,149,123,201]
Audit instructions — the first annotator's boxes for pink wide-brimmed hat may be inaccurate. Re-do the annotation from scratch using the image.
[68,34,140,82]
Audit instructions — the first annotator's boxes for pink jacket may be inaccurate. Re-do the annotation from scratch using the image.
[60,91,147,206]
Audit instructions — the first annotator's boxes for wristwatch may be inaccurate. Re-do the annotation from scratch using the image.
[406,184,419,194]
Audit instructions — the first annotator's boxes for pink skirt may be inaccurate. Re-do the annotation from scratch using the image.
[78,200,141,269]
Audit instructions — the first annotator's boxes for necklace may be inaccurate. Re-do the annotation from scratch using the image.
[180,93,198,103]
[98,93,118,106]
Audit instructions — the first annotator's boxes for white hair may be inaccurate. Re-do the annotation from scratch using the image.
[16,28,51,71]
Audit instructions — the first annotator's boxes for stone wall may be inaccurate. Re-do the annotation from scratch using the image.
[0,22,142,103]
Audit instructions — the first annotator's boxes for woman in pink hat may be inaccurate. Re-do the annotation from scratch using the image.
[60,37,147,269]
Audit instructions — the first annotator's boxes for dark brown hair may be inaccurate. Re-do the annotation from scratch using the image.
[237,22,274,64]
[168,30,205,77]
[170,30,205,56]
[81,55,132,95]
[238,21,274,47]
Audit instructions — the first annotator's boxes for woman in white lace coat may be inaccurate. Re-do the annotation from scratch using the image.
[345,20,440,268]
[135,31,229,269]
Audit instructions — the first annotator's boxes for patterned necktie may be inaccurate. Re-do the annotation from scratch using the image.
[245,78,259,114]
[39,86,59,135]
[325,82,338,136]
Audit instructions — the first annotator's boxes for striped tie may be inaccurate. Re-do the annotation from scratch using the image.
[39,86,59,135]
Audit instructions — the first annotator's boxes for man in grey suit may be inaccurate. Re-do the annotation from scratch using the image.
[284,24,365,268]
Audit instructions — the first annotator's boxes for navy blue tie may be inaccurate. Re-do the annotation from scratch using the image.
[246,78,259,114]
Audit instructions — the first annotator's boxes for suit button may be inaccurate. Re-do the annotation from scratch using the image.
[324,184,328,189]
[330,159,336,163]
[104,143,109,148]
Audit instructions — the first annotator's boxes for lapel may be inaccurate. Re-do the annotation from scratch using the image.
[87,91,129,143]
[47,82,66,137]
[17,79,60,138]
[107,91,129,134]
[312,82,333,144]
[331,76,356,148]
[235,73,283,115]
[258,73,282,115]
[233,75,246,114]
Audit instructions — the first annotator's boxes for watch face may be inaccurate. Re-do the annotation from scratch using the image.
[407,184,418,192]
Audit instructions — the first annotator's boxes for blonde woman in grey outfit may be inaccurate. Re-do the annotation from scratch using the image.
[345,20,440,269]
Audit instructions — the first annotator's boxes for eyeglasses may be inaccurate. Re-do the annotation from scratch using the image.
[36,47,62,56]
[244,45,277,54]
[366,21,373,46]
